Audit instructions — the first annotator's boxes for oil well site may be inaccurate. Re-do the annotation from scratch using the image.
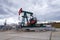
[0,8,58,31]
[0,8,60,40]
[0,0,60,40]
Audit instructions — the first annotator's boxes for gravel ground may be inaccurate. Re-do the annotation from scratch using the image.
[0,31,51,40]
[51,28,60,40]
[0,28,60,40]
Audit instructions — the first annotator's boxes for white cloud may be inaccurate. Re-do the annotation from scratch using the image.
[6,17,18,24]
[0,0,60,24]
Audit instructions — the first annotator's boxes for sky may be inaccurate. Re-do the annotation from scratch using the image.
[0,0,60,24]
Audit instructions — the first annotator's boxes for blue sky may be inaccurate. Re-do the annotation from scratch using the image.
[0,0,60,24]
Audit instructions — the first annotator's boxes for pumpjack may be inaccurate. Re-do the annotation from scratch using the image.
[17,8,56,31]
[18,8,37,28]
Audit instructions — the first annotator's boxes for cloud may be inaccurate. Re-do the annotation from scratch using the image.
[0,0,60,24]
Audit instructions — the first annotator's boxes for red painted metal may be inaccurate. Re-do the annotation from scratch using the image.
[18,8,22,15]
